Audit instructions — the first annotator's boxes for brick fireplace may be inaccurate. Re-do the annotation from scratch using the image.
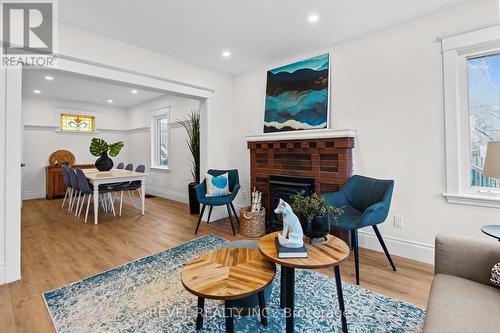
[246,130,355,237]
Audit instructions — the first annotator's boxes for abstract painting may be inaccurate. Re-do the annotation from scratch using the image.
[264,53,329,133]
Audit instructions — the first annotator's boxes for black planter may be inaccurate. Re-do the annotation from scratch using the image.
[300,214,330,241]
[95,152,114,171]
[188,182,200,215]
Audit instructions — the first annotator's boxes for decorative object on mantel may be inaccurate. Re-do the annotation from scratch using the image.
[264,53,329,133]
[49,150,75,167]
[239,206,266,238]
[291,190,343,242]
[89,138,124,171]
[178,110,200,214]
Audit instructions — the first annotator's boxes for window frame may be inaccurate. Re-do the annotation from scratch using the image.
[150,107,171,171]
[59,113,96,133]
[442,25,500,208]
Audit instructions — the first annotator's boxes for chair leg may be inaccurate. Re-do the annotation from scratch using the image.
[109,193,116,217]
[351,229,360,285]
[207,206,213,224]
[230,203,240,224]
[226,204,236,236]
[62,188,69,208]
[75,192,82,216]
[194,205,206,235]
[78,194,86,218]
[84,194,91,224]
[372,225,397,271]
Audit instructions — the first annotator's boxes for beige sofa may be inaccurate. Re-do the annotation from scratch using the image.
[423,234,500,333]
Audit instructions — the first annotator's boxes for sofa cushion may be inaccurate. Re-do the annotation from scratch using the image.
[423,273,500,333]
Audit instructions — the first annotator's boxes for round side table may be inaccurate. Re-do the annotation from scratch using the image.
[258,232,350,333]
[181,248,276,333]
[481,225,500,241]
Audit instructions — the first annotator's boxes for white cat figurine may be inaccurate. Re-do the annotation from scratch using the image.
[274,199,304,248]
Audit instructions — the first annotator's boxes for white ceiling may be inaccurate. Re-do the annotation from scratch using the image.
[22,68,165,108]
[59,0,471,74]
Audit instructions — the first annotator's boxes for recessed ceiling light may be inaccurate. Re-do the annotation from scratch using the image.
[45,75,54,81]
[131,89,138,94]
[308,14,319,23]
[107,99,113,103]
[33,89,41,94]
[222,50,231,58]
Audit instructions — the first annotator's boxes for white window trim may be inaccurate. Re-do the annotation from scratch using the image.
[442,24,500,208]
[150,106,171,171]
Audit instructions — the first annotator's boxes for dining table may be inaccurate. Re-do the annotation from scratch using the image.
[83,168,148,224]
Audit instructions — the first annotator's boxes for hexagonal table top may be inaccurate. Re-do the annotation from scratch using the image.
[181,248,276,300]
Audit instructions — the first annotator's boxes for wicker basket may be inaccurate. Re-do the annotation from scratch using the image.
[239,206,266,238]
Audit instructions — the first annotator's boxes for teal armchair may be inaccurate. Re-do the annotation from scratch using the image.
[194,169,240,236]
[323,175,395,285]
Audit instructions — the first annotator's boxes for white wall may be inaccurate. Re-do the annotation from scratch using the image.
[22,97,130,199]
[0,22,234,283]
[127,95,201,202]
[231,0,500,263]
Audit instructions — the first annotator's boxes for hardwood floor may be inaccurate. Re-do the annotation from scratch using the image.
[0,197,433,333]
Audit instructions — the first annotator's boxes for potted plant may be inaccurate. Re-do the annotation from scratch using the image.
[178,110,200,214]
[291,191,344,242]
[89,138,124,171]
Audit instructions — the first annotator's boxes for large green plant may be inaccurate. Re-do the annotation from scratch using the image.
[89,138,124,157]
[291,191,343,223]
[178,110,200,183]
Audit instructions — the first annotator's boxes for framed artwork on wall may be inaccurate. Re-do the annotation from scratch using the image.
[264,53,330,133]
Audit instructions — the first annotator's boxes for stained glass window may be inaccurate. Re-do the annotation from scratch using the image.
[60,114,95,132]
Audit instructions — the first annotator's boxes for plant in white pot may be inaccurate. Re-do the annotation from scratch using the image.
[178,110,200,214]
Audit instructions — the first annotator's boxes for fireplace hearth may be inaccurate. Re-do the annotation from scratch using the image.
[268,175,314,231]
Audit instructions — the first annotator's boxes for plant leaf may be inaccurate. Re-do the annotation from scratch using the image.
[108,141,124,157]
[89,138,108,157]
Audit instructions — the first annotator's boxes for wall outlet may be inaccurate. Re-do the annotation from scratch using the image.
[393,215,403,228]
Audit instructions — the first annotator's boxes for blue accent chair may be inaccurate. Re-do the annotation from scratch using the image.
[322,175,396,285]
[194,169,240,236]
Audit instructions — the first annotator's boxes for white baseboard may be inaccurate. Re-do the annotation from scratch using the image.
[0,263,5,285]
[358,230,434,264]
[146,185,188,203]
[22,189,45,200]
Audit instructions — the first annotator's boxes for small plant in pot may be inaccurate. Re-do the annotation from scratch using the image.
[178,110,200,214]
[291,191,344,243]
[89,138,124,171]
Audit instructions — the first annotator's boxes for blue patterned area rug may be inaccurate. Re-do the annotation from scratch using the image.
[43,235,424,333]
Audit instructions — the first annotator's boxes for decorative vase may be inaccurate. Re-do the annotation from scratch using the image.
[95,152,113,171]
[188,182,200,214]
[300,214,330,242]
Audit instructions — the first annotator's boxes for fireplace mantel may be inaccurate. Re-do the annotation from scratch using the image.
[246,129,357,142]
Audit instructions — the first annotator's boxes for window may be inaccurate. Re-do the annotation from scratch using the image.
[151,108,170,170]
[442,25,500,207]
[468,54,500,188]
[60,114,95,132]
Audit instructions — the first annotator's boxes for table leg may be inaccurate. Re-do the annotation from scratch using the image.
[334,265,348,333]
[196,297,204,330]
[258,290,268,327]
[141,180,146,215]
[284,266,295,333]
[93,185,99,225]
[225,301,234,333]
[280,266,287,309]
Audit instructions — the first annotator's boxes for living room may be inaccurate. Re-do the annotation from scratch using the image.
[1,0,500,332]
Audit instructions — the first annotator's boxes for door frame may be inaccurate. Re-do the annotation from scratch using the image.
[4,55,214,283]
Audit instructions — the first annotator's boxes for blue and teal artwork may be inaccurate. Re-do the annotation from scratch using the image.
[264,53,329,133]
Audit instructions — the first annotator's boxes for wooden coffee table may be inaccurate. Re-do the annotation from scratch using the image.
[259,232,350,333]
[181,248,276,333]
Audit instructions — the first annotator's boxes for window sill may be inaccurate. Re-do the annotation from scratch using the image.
[150,166,172,172]
[443,192,500,209]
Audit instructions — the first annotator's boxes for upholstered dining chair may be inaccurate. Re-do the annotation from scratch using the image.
[194,169,240,236]
[75,168,115,223]
[125,163,133,171]
[116,162,124,169]
[111,164,145,216]
[67,166,80,213]
[61,164,73,209]
[322,175,396,285]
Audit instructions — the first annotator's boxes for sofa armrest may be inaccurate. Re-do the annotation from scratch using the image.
[435,234,500,285]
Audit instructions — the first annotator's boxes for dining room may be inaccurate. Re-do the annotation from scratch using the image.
[21,67,203,224]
